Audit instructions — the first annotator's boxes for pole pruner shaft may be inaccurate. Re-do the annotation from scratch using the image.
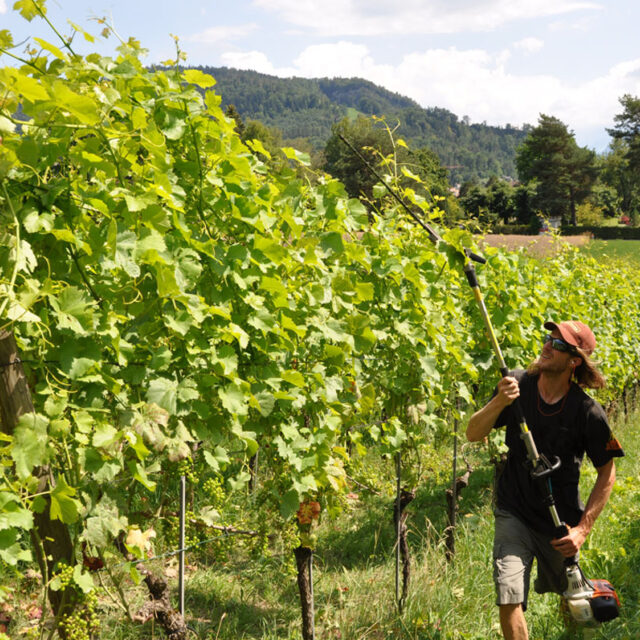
[463,263,540,464]
[463,262,567,536]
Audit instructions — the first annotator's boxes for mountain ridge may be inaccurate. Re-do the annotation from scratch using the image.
[194,66,530,184]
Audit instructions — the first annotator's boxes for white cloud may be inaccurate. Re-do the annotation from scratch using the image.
[251,0,601,35]
[514,37,545,53]
[548,15,595,31]
[292,41,393,78]
[189,24,258,44]
[220,50,279,75]
[0,0,6,14]
[384,48,557,127]
[555,59,640,134]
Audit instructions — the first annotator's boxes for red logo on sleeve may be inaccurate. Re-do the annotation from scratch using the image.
[605,437,623,452]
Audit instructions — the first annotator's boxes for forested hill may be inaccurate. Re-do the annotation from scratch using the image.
[196,66,531,183]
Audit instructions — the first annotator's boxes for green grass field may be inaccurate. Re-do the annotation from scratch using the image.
[580,239,640,265]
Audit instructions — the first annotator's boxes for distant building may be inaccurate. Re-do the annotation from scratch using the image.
[548,216,562,229]
[538,215,562,234]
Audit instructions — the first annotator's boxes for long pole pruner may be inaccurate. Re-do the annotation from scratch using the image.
[338,133,572,547]
[462,262,568,542]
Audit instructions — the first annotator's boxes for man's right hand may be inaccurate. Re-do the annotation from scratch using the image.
[466,375,520,442]
[496,376,520,407]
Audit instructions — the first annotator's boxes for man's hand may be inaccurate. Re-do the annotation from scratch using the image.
[466,375,520,442]
[496,376,520,406]
[551,525,588,557]
[551,461,616,558]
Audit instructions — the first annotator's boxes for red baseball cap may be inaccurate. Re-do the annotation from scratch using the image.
[544,320,596,355]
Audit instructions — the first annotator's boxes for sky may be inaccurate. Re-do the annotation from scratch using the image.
[2,0,640,152]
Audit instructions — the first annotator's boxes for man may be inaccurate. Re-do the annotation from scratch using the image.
[467,320,623,640]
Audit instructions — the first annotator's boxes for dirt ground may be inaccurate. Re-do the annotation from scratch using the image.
[481,234,591,257]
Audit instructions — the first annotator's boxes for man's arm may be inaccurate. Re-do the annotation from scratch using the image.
[466,376,520,442]
[550,459,616,557]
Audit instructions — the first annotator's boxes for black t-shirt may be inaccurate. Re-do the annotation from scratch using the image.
[493,370,624,535]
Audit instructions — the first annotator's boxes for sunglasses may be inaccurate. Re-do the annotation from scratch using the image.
[543,334,577,354]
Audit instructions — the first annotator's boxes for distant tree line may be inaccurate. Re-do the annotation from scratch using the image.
[459,96,640,228]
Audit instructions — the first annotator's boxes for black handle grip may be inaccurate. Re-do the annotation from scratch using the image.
[464,249,486,264]
[555,525,580,566]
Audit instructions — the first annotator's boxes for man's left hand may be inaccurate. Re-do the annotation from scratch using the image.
[551,526,587,557]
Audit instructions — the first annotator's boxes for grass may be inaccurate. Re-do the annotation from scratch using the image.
[483,235,640,265]
[579,239,640,265]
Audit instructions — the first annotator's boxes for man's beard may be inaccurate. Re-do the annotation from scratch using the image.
[529,356,569,376]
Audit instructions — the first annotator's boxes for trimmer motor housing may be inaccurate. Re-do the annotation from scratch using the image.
[563,564,621,627]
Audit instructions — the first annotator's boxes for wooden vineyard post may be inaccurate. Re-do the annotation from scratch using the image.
[0,331,75,619]
[393,453,415,613]
[445,410,459,561]
[294,546,315,640]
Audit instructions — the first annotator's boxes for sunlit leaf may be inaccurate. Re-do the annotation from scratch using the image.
[33,37,67,61]
[182,68,216,88]
[11,413,48,479]
[13,0,45,22]
[50,476,81,524]
[49,286,96,335]
[218,383,248,416]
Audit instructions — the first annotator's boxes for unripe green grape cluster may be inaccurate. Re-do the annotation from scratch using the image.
[54,563,75,589]
[281,523,301,576]
[202,476,225,505]
[251,523,270,560]
[164,512,206,550]
[176,458,199,484]
[162,512,234,563]
[59,591,99,640]
[204,537,231,563]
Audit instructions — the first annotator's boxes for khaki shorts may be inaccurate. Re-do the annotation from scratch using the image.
[493,508,569,611]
